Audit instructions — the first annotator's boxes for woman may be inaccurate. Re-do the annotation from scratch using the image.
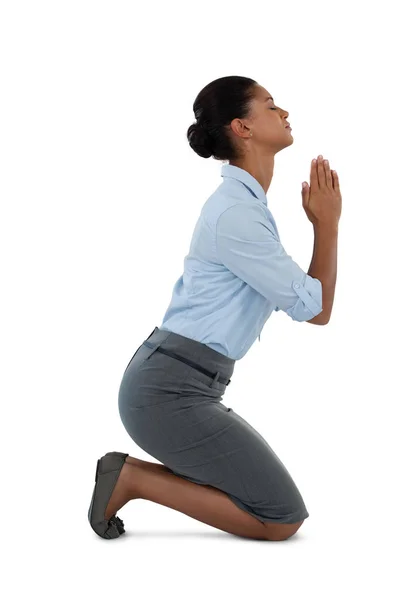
[88,76,341,541]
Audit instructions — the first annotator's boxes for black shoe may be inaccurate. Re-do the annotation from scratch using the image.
[88,451,129,539]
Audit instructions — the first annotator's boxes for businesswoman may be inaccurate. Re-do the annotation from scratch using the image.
[88,76,342,541]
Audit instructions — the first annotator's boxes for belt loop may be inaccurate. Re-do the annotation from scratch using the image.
[143,326,159,359]
[143,340,163,360]
[210,371,220,388]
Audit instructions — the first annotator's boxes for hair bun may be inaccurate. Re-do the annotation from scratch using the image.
[188,120,213,159]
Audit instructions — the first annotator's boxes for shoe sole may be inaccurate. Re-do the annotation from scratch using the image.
[88,451,129,539]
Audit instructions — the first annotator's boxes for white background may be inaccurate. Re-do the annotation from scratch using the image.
[2,1,399,598]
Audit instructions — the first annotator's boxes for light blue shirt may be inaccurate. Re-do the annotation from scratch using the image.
[160,163,323,360]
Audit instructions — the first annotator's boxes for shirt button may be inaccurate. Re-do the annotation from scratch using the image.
[294,283,300,289]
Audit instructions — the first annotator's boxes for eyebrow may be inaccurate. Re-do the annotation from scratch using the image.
[264,96,274,102]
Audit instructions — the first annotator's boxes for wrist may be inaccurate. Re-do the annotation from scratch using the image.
[313,220,339,234]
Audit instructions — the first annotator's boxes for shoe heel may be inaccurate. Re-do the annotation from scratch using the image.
[88,451,129,540]
[100,452,129,474]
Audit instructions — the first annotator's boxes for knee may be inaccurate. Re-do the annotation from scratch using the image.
[263,519,304,541]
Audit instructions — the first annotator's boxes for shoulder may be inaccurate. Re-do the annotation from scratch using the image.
[216,202,277,238]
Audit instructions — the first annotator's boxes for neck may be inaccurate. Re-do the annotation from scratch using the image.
[229,155,274,195]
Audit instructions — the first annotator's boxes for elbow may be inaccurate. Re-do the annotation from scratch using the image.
[320,309,331,325]
[307,312,330,325]
[319,318,330,326]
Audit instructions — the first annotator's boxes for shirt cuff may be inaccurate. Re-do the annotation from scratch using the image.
[286,273,323,322]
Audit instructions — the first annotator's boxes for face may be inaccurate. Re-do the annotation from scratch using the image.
[231,84,293,155]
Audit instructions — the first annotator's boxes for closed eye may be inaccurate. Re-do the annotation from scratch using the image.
[270,107,278,110]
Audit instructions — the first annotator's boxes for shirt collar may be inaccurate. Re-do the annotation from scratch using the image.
[221,164,268,206]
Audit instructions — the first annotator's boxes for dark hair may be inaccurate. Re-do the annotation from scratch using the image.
[187,75,258,161]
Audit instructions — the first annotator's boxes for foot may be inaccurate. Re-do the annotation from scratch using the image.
[104,459,140,521]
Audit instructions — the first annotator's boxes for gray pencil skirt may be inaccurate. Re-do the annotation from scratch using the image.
[118,326,309,525]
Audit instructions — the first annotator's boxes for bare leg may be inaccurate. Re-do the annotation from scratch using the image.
[104,456,303,541]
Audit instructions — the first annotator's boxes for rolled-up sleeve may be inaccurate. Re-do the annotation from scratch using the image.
[216,204,323,322]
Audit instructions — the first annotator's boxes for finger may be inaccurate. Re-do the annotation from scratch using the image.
[324,159,333,190]
[332,170,339,191]
[310,158,319,189]
[317,155,325,187]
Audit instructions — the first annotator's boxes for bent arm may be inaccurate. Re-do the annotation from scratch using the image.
[216,204,324,322]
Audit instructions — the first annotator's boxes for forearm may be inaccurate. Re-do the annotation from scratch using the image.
[307,222,339,324]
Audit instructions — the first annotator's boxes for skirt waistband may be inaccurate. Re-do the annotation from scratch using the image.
[142,326,235,387]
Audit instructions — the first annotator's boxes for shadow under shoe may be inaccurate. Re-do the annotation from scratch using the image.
[88,451,129,539]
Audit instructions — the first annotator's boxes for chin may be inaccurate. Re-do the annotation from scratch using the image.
[285,132,294,146]
[275,135,294,154]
